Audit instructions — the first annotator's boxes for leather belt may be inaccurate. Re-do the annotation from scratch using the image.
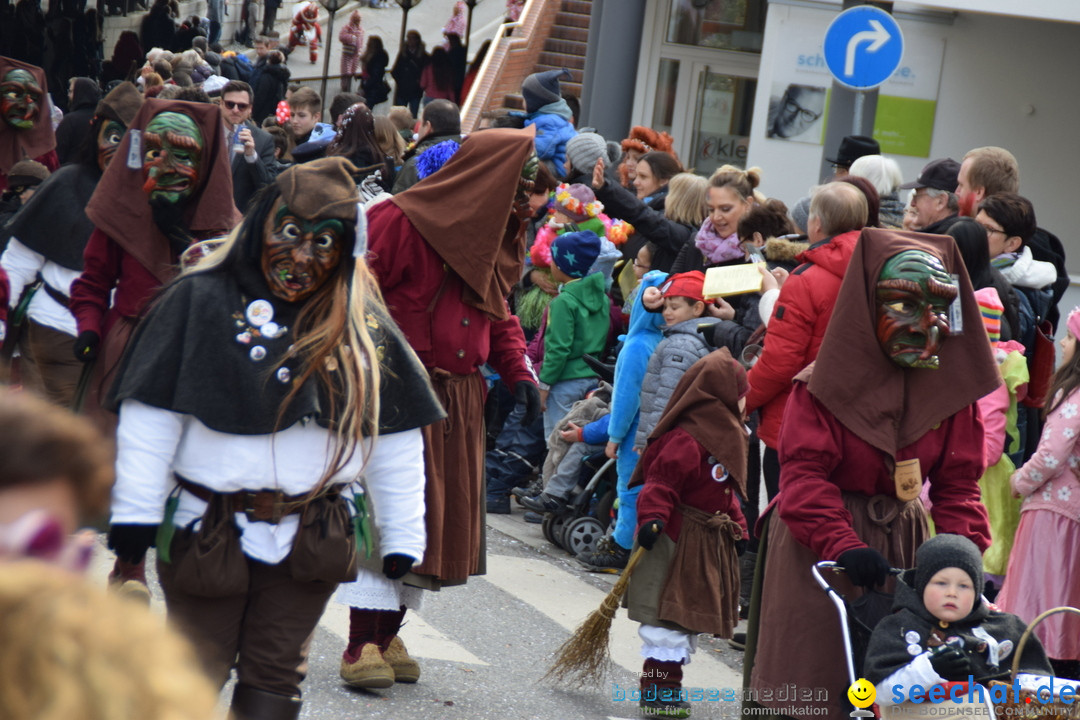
[36,274,70,308]
[174,475,318,524]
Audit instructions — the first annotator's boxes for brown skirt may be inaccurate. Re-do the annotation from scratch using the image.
[626,506,742,638]
[747,493,928,718]
[407,368,487,587]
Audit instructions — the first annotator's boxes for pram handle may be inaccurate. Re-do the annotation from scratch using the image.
[811,561,903,688]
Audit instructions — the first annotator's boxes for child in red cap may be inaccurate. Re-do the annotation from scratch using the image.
[578,270,720,573]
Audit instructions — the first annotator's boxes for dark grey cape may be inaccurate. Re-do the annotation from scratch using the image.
[4,163,100,270]
[106,268,445,436]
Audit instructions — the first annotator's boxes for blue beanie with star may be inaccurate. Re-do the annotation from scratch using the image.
[551,230,601,279]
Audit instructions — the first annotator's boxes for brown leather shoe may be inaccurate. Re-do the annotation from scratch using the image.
[340,643,395,689]
[382,636,421,683]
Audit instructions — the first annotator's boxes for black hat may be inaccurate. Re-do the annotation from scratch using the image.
[826,135,880,168]
[899,158,960,193]
[913,534,984,604]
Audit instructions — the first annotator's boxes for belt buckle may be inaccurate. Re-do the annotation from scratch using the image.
[243,490,286,523]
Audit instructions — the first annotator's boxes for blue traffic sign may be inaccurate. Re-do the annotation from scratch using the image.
[823,6,904,90]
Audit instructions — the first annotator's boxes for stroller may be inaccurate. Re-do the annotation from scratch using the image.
[812,561,999,719]
[539,452,617,558]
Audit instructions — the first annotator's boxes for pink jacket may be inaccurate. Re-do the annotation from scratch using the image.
[1012,386,1080,522]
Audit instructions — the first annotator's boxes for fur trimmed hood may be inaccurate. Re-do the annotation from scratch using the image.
[764,235,809,264]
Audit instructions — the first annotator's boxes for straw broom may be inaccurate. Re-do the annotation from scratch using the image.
[545,545,647,687]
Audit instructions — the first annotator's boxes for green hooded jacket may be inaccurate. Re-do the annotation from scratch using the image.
[539,271,609,385]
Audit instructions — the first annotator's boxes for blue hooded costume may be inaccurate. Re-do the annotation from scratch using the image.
[607,270,668,549]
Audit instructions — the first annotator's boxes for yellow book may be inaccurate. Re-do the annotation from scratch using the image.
[703,262,766,299]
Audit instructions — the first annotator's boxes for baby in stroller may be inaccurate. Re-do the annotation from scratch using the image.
[864,534,1078,711]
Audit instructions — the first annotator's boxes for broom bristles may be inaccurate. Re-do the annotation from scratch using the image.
[544,547,645,687]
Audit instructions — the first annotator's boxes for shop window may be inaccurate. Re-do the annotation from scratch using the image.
[665,0,766,52]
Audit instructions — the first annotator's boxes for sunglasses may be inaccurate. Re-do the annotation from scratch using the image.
[224,100,250,111]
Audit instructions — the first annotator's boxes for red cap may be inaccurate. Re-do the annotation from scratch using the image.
[660,271,705,304]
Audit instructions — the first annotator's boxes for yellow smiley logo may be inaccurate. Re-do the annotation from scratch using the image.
[848,678,876,709]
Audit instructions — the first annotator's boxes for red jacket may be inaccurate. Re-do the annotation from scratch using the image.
[746,230,860,446]
[366,202,532,388]
[773,381,990,560]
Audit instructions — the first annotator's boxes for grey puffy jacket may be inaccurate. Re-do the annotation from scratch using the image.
[634,317,718,448]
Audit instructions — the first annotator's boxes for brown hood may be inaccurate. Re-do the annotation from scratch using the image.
[86,98,241,283]
[390,126,536,321]
[0,56,55,174]
[805,228,1000,460]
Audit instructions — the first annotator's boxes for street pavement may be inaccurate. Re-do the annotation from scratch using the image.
[90,504,749,719]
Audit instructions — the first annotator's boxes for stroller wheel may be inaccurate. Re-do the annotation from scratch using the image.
[562,516,605,557]
[541,513,568,549]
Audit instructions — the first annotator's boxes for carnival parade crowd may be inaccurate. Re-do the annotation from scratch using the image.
[0,5,1079,717]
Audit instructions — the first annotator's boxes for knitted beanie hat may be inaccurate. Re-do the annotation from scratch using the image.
[554,183,601,223]
[522,69,569,114]
[565,132,606,175]
[973,287,1003,343]
[551,230,601,279]
[913,534,984,603]
[789,195,812,233]
[660,271,706,304]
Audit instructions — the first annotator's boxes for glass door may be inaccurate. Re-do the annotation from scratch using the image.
[686,64,756,176]
[635,0,765,176]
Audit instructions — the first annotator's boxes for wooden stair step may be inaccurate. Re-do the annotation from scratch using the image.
[555,10,590,28]
[548,25,590,42]
[561,0,592,15]
[543,38,588,56]
[537,52,586,71]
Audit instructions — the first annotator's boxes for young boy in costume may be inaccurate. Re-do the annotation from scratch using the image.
[625,349,749,719]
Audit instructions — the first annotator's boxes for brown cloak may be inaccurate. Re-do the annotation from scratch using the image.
[390,126,536,321]
[806,227,1001,460]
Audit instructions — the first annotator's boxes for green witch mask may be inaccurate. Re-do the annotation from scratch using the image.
[142,112,203,204]
[261,200,344,303]
[1,69,43,130]
[875,249,958,369]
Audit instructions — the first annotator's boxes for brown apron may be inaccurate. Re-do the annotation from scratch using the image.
[405,368,487,588]
[747,493,928,719]
[626,506,743,638]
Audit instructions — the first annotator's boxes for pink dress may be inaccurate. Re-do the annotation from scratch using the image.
[996,386,1080,661]
[443,1,466,44]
